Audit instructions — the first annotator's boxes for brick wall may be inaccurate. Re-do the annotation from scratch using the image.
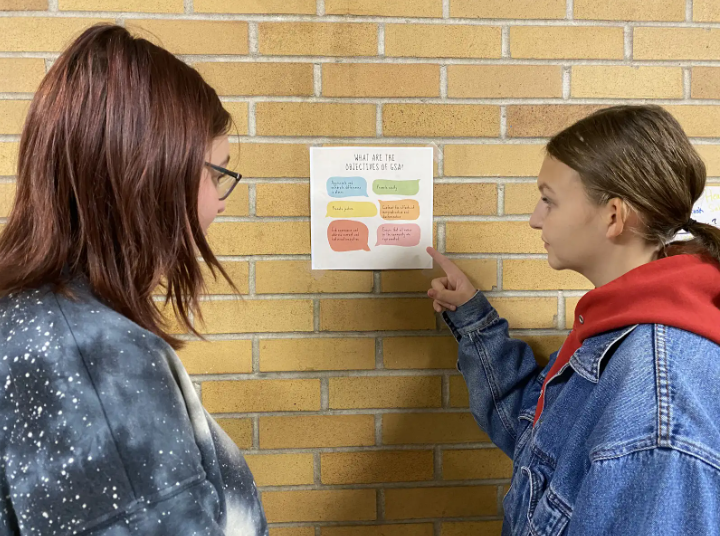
[1,1,719,534]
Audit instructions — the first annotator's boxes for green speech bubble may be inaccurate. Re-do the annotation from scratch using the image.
[372,179,420,196]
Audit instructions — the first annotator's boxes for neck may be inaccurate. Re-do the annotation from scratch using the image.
[583,243,659,288]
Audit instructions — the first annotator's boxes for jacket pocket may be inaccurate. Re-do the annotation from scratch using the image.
[523,465,571,536]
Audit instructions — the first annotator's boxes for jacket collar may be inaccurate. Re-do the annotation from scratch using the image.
[569,325,638,383]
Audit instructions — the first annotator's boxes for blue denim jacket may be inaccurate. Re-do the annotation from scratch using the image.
[444,291,720,536]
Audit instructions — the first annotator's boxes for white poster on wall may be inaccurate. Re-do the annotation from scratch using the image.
[677,186,720,239]
[310,147,434,270]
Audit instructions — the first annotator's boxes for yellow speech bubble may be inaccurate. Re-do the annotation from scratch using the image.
[326,201,378,218]
[379,199,420,220]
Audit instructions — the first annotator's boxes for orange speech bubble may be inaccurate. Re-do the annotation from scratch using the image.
[327,220,371,252]
[379,199,420,221]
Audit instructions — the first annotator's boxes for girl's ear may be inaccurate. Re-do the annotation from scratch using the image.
[605,197,630,239]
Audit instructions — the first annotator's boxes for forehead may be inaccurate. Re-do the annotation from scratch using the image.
[537,155,583,193]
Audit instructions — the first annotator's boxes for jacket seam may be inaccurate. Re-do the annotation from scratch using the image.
[590,443,720,476]
[469,331,518,442]
[53,292,141,502]
[654,324,672,446]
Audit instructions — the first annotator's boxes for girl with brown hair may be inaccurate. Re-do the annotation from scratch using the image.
[428,105,720,535]
[0,25,267,535]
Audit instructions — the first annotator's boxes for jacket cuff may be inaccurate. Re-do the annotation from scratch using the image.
[442,291,499,341]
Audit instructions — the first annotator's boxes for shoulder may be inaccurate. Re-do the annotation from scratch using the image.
[0,285,210,533]
[586,324,720,470]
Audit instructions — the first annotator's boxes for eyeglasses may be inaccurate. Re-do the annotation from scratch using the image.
[205,162,243,201]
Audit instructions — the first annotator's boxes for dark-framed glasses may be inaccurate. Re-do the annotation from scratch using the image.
[205,162,243,201]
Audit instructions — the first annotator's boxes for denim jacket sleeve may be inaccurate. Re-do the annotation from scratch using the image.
[443,291,547,457]
[567,448,720,535]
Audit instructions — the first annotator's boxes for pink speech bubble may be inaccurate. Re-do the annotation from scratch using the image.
[328,220,371,252]
[375,224,421,247]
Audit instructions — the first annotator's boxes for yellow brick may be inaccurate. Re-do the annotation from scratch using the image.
[665,106,720,138]
[435,183,497,216]
[255,183,309,216]
[259,22,377,57]
[443,449,512,480]
[256,261,372,294]
[449,376,469,408]
[490,297,557,329]
[220,182,249,217]
[0,0,46,9]
[235,143,309,178]
[695,0,720,21]
[330,376,441,409]
[506,105,603,138]
[444,144,545,177]
[245,453,315,486]
[385,486,498,519]
[383,337,457,369]
[320,298,436,331]
[565,296,583,329]
[696,145,720,176]
[448,65,562,99]
[381,259,497,293]
[215,417,253,449]
[128,20,248,55]
[451,0,564,18]
[177,339,252,374]
[383,104,499,138]
[634,28,720,60]
[691,68,720,99]
[504,183,538,215]
[0,59,45,92]
[195,0,315,13]
[196,63,313,97]
[326,0,442,17]
[202,379,320,413]
[503,260,592,291]
[60,0,183,11]
[575,0,683,20]
[257,102,376,138]
[222,102,248,136]
[0,17,112,52]
[572,66,682,99]
[201,261,249,295]
[260,415,376,449]
[263,490,376,523]
[207,221,310,255]
[0,182,16,218]
[446,222,544,254]
[511,26,624,59]
[322,450,433,484]
[441,521,503,536]
[322,525,434,536]
[323,64,440,98]
[385,24,501,59]
[158,302,187,334]
[198,299,314,334]
[271,529,315,536]
[383,412,489,444]
[259,338,376,372]
[518,334,566,366]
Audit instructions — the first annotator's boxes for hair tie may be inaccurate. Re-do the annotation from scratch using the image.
[682,218,698,233]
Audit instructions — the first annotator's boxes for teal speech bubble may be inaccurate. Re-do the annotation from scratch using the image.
[327,177,368,198]
[372,179,420,196]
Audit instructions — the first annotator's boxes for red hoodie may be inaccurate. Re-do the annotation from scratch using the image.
[533,254,720,425]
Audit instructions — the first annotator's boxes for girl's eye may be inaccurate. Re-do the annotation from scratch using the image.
[542,196,552,206]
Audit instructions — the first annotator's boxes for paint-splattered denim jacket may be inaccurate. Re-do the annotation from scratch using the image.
[444,291,720,536]
[0,284,268,535]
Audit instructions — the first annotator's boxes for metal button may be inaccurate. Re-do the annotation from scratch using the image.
[578,315,584,324]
